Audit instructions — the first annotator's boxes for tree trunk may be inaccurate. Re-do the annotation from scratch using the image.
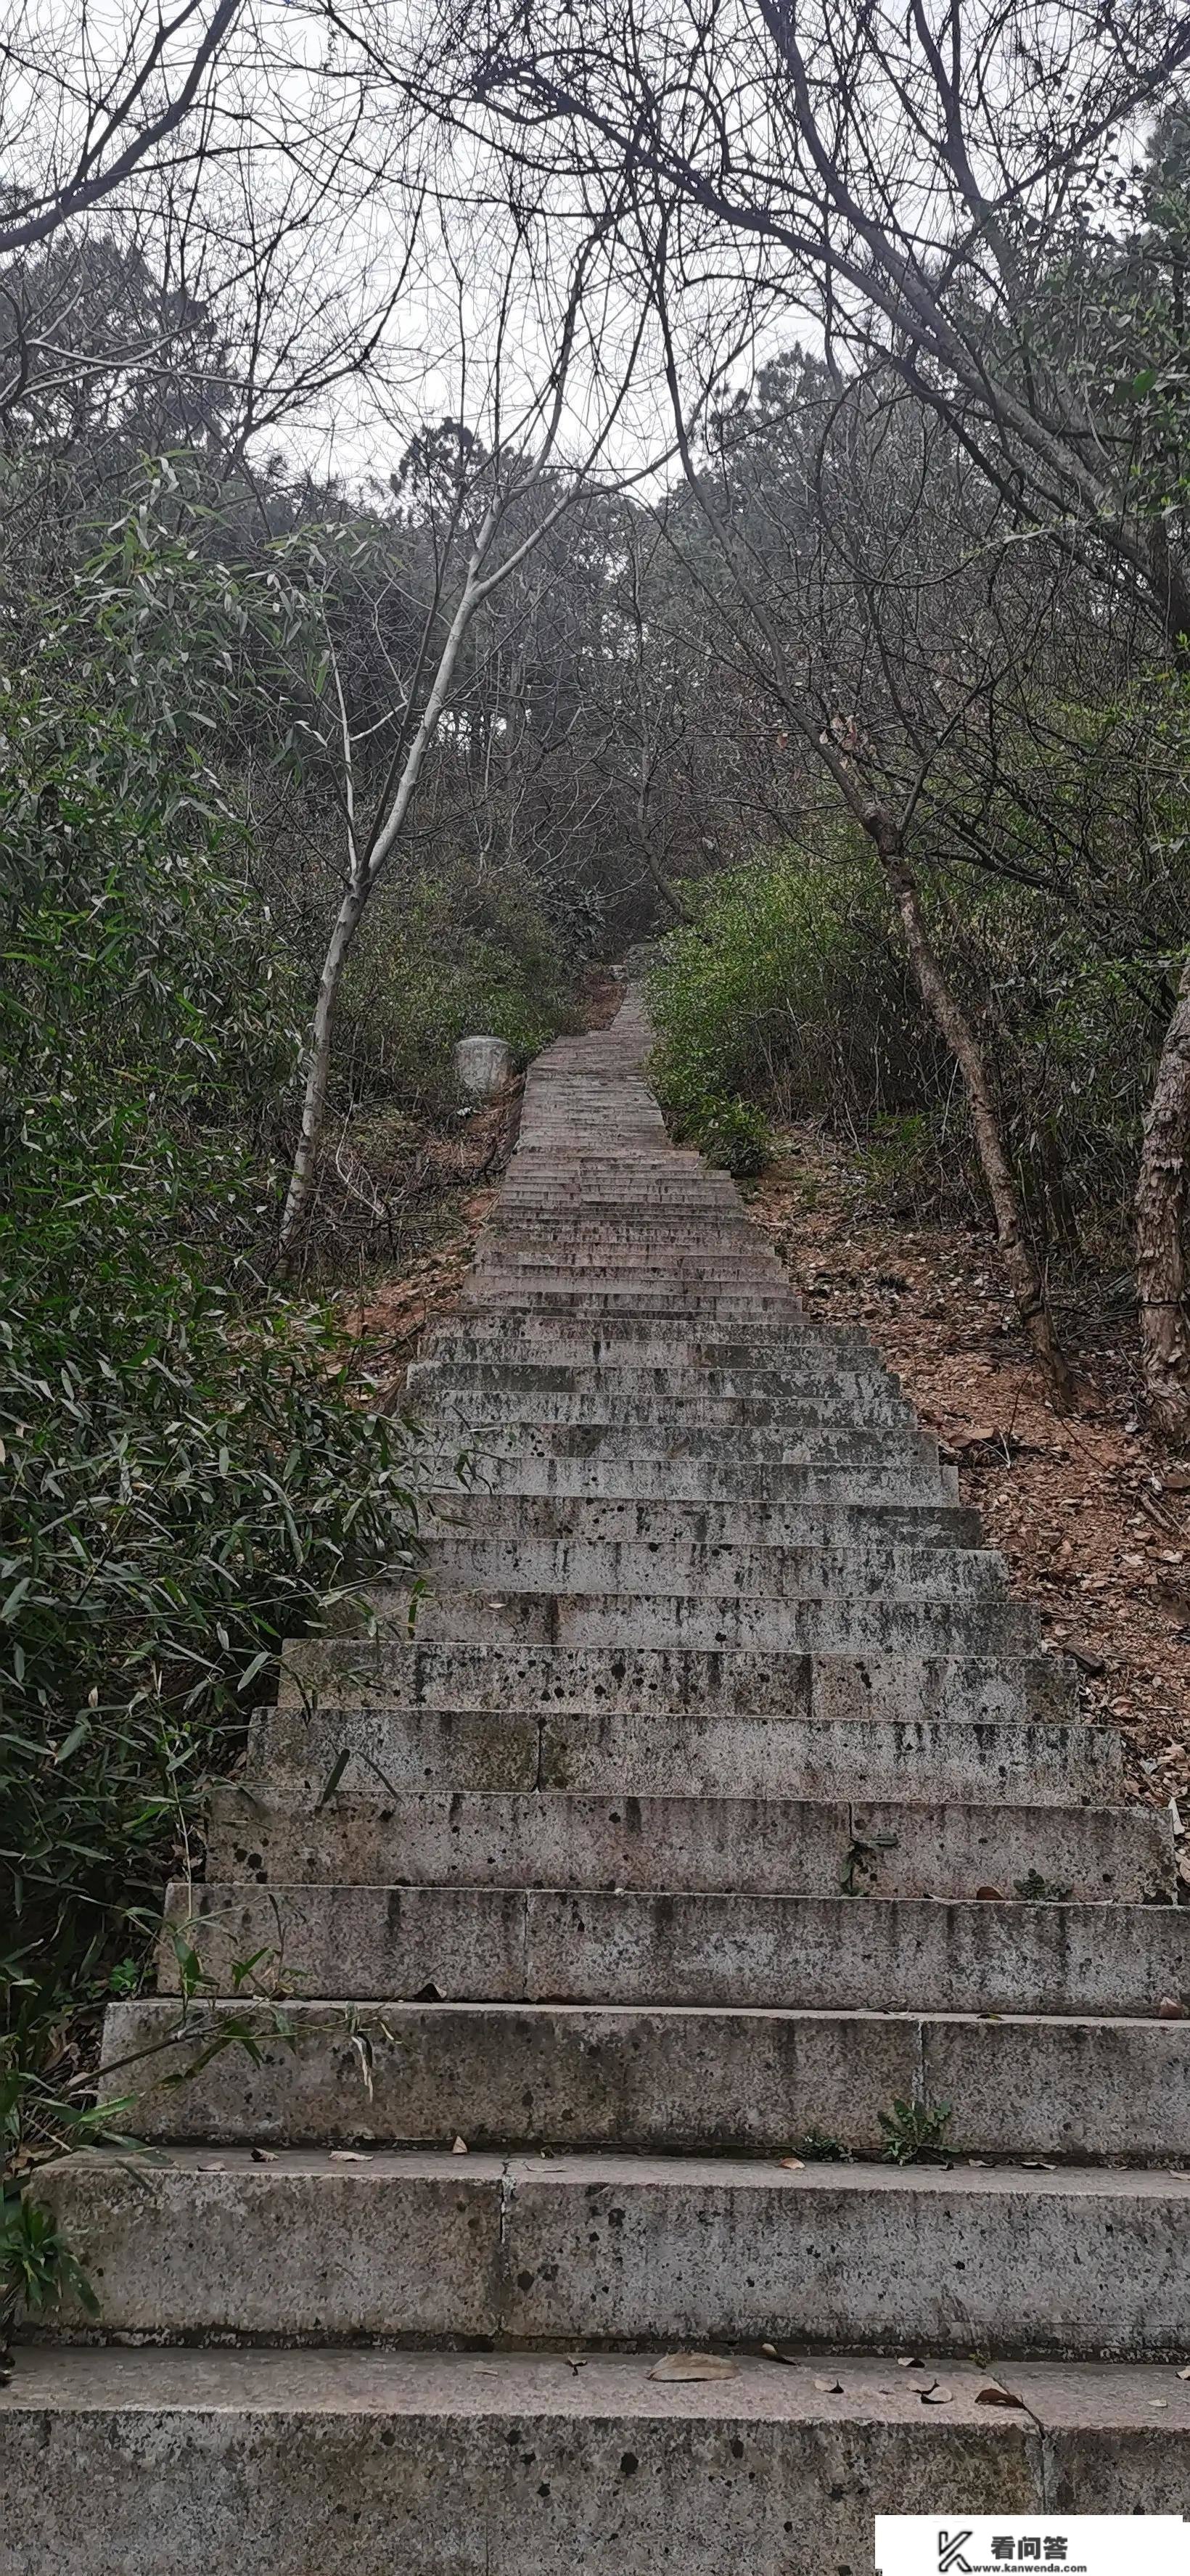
[1135,950,1190,1443]
[879,840,1077,1414]
[634,825,689,922]
[277,876,369,1266]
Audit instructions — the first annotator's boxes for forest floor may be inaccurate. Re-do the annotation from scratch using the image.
[747,1127,1190,1834]
[349,985,1188,1845]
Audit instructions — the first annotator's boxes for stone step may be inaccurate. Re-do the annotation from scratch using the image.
[490,1217,760,1239]
[380,1585,1035,1657]
[459,1288,803,1316]
[498,1186,739,1207]
[422,1361,885,1406]
[424,1393,917,1435]
[33,2149,1190,2358]
[205,1781,1169,1898]
[412,1357,894,1395]
[429,1490,980,1551]
[412,1377,913,1430]
[420,1531,1008,1600]
[158,1882,1187,2017]
[432,1423,935,1465]
[276,1638,1070,1726]
[100,1995,1190,2162]
[14,980,1186,2561]
[251,1701,1117,1805]
[434,1455,951,1504]
[478,1258,784,1282]
[9,2345,1189,2576]
[435,1337,883,1373]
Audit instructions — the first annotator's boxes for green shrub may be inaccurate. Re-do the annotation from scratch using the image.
[686,1094,771,1177]
[648,838,930,1139]
[337,856,578,1115]
[0,689,422,2178]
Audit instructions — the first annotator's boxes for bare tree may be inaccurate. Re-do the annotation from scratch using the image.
[0,0,242,258]
[271,230,649,1256]
[409,0,1190,1422]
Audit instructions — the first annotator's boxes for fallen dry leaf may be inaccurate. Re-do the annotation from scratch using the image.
[1157,1995,1187,2020]
[329,2149,371,2162]
[452,2136,469,2153]
[250,2147,276,2164]
[919,2386,953,2405]
[779,2156,805,2170]
[813,2376,845,2394]
[975,2386,1025,2408]
[648,2353,739,2382]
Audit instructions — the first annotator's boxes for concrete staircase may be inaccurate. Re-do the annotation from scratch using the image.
[6,988,1189,2570]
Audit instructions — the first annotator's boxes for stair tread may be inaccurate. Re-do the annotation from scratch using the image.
[11,2342,1190,2432]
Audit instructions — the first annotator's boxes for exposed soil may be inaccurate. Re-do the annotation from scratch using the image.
[746,1125,1190,1826]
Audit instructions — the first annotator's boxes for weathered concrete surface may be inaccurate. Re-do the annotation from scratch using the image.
[102,1998,1190,2162]
[276,1635,1074,1728]
[428,1488,982,1551]
[14,983,1190,2548]
[419,1530,1009,1600]
[157,1881,1189,2017]
[205,1781,1171,1899]
[33,2150,1190,2358]
[250,1698,1125,1806]
[362,1582,1037,1657]
[0,2348,1049,2576]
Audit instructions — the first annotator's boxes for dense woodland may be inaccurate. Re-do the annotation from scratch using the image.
[5,0,1190,2310]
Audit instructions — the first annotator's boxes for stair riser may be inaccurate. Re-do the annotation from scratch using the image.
[385,1591,1034,1657]
[430,1333,879,1366]
[462,1292,803,1318]
[36,2157,1190,2357]
[414,1357,889,1388]
[415,1389,912,1428]
[430,1327,867,1358]
[468,1263,789,1287]
[417,1380,901,1422]
[434,1460,948,1501]
[159,1884,1189,2017]
[430,1424,933,1463]
[430,1493,980,1549]
[251,1705,1119,1805]
[276,1641,1070,1726]
[207,1786,1167,1900]
[106,2000,1190,2162]
[420,1536,1006,1599]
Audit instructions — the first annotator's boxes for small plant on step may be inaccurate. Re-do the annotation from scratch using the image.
[792,2126,852,2162]
[1014,1870,1074,1902]
[878,2099,953,2165]
[1,2191,99,2356]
